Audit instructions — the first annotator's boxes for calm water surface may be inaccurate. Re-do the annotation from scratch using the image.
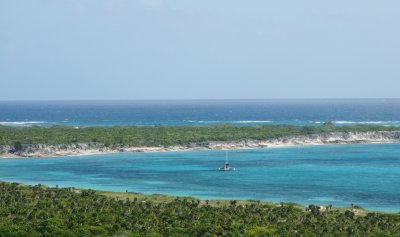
[0,143,399,212]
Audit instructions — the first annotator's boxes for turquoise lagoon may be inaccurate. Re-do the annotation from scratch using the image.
[0,143,399,212]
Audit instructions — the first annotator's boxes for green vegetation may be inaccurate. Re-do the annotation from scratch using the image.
[1,124,399,148]
[0,182,399,237]
[13,141,23,151]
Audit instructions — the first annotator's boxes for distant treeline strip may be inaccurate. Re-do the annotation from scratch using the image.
[1,123,400,147]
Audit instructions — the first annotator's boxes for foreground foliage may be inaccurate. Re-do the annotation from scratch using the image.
[0,182,399,237]
[1,123,399,148]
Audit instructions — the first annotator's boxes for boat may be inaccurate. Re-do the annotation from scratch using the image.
[219,151,235,171]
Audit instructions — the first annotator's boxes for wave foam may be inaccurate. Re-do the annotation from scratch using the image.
[0,121,47,126]
[333,121,400,125]
[234,120,273,123]
[184,120,273,124]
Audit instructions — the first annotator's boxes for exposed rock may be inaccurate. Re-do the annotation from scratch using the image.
[1,131,400,158]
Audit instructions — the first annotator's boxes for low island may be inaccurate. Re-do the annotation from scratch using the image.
[1,124,400,236]
[1,123,400,158]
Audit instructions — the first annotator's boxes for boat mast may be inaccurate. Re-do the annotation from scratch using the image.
[225,151,228,164]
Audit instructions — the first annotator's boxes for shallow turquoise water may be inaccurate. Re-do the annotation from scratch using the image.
[0,143,399,212]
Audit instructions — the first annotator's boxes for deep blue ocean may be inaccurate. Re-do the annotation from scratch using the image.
[1,99,400,212]
[1,99,400,127]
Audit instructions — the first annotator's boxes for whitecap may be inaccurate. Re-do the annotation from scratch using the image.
[333,121,400,125]
[333,121,355,124]
[0,121,47,126]
[309,121,323,124]
[234,120,273,123]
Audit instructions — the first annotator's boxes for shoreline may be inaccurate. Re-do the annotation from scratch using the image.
[1,131,400,158]
[0,180,384,215]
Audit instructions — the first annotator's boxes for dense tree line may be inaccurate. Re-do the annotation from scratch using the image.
[0,182,399,237]
[1,123,399,148]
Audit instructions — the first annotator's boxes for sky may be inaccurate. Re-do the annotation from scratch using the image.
[0,0,399,100]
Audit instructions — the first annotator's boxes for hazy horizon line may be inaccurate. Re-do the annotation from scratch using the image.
[1,98,400,102]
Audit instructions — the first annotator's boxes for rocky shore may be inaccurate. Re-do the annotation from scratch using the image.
[1,131,400,158]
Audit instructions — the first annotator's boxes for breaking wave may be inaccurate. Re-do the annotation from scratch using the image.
[234,120,273,123]
[184,120,273,124]
[333,121,400,125]
[0,121,47,126]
